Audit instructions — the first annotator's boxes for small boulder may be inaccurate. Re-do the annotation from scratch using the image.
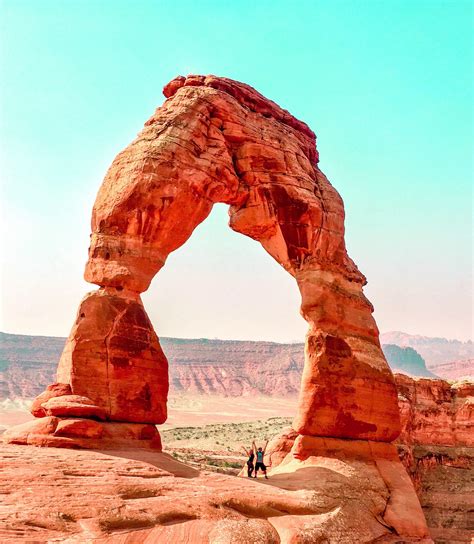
[41,395,107,420]
[31,383,72,417]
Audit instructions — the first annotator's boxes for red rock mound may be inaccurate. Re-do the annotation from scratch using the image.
[0,442,431,544]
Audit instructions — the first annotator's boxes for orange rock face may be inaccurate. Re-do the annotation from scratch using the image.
[2,417,162,450]
[30,382,72,417]
[56,289,168,424]
[395,374,474,543]
[395,373,473,447]
[264,375,473,543]
[20,74,399,443]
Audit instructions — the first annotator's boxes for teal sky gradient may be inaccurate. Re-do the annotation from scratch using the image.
[1,0,472,341]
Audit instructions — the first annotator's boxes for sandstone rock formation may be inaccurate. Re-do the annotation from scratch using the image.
[3,75,432,541]
[8,74,400,443]
[55,290,169,424]
[395,374,474,544]
[0,443,431,544]
[396,374,473,447]
[2,417,161,450]
[264,374,473,543]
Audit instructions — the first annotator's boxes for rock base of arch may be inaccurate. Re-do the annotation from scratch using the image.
[2,417,162,451]
[1,439,431,543]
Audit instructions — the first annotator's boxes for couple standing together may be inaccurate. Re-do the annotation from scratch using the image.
[242,440,269,479]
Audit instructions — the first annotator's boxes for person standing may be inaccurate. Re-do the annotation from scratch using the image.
[241,443,255,477]
[254,440,269,479]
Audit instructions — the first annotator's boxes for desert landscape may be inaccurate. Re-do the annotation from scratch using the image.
[1,72,473,543]
[1,330,473,543]
[1,371,473,543]
[1,3,472,542]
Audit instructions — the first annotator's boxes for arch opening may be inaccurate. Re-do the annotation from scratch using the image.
[143,202,307,343]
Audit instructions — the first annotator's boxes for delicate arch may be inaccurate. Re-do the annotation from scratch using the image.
[41,76,401,441]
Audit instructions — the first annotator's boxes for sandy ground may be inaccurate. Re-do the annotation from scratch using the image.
[165,395,297,428]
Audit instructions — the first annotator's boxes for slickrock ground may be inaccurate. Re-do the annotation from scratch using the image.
[1,378,472,542]
[0,443,431,544]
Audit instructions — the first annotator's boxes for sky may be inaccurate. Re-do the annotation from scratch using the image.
[0,0,472,342]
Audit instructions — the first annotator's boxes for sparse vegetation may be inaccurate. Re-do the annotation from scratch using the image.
[162,417,292,475]
[162,417,291,452]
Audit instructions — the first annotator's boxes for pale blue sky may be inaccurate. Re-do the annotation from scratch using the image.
[1,0,472,341]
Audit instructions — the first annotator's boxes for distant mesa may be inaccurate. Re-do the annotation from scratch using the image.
[381,344,437,378]
[380,330,473,367]
[1,330,472,401]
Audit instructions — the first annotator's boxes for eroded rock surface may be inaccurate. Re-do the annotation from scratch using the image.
[0,443,431,544]
[395,373,473,447]
[2,417,161,450]
[264,375,473,543]
[56,290,169,424]
[395,374,474,544]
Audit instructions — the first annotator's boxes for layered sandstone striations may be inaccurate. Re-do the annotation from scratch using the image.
[429,358,474,381]
[264,375,473,543]
[162,338,304,396]
[0,332,64,399]
[395,374,474,544]
[5,332,474,405]
[2,332,449,401]
[395,374,473,447]
[10,74,401,443]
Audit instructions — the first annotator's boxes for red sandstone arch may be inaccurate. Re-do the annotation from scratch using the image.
[26,75,401,445]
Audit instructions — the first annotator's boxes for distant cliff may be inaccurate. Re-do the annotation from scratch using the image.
[1,331,473,400]
[395,374,474,543]
[381,331,473,372]
[1,332,304,399]
[382,344,436,377]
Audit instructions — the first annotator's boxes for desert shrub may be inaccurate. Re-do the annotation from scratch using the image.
[224,461,242,469]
